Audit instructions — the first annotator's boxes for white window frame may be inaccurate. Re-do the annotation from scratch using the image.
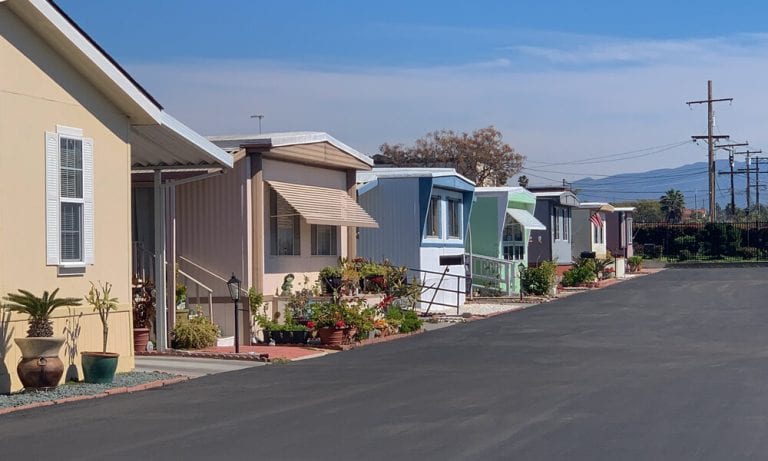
[269,187,301,256]
[425,195,441,239]
[311,224,338,256]
[46,126,94,268]
[446,197,462,239]
[502,216,525,261]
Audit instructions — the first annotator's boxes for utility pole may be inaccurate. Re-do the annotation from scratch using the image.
[250,114,265,134]
[715,143,748,216]
[734,150,761,211]
[757,157,761,208]
[717,151,736,215]
[752,157,768,211]
[687,80,733,222]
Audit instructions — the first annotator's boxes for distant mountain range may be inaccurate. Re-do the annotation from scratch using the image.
[571,160,765,209]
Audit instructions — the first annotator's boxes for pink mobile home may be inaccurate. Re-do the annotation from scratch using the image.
[168,132,378,346]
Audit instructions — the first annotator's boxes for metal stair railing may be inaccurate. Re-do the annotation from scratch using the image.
[407,267,469,315]
[177,269,215,322]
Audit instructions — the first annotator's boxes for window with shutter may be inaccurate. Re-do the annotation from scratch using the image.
[45,127,94,268]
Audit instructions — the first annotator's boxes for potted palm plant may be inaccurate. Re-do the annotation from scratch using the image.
[4,288,81,389]
[81,281,120,383]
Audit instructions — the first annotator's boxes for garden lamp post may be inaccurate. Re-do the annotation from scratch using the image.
[227,273,241,353]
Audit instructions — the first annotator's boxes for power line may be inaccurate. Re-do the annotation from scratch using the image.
[527,140,691,167]
[686,80,733,222]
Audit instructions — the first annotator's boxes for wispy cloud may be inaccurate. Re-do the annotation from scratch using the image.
[124,32,768,183]
[508,33,768,66]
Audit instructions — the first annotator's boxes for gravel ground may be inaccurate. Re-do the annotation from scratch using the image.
[0,371,177,409]
[459,302,536,316]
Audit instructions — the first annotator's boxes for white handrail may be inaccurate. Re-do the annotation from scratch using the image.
[178,268,215,322]
[178,255,248,293]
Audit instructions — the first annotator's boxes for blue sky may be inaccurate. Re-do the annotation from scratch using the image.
[57,1,768,185]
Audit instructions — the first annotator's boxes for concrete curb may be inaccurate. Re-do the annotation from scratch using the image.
[137,350,271,362]
[0,376,190,416]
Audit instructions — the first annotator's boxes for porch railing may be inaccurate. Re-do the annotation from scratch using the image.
[177,255,249,295]
[467,254,520,295]
[177,269,215,322]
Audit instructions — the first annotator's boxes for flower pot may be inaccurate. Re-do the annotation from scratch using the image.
[318,327,345,346]
[362,275,386,293]
[133,327,150,352]
[322,276,342,294]
[264,330,285,344]
[289,330,309,344]
[14,337,65,390]
[81,352,119,384]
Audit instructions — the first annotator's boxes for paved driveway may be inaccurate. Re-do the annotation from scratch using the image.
[2,268,768,460]
[134,356,265,377]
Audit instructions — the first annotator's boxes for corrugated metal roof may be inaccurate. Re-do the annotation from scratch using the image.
[359,167,474,185]
[579,202,615,212]
[506,208,547,230]
[209,132,373,167]
[267,180,378,228]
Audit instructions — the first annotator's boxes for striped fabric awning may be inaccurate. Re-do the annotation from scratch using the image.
[266,180,379,228]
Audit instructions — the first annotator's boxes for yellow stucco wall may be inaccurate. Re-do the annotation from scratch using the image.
[0,306,134,393]
[0,5,134,392]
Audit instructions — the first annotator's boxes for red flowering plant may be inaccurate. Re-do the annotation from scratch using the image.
[310,301,352,330]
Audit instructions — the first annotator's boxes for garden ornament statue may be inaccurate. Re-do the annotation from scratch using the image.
[281,273,295,296]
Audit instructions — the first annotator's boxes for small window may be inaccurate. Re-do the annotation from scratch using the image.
[592,213,604,244]
[60,137,84,263]
[311,225,337,256]
[446,198,461,238]
[502,215,525,261]
[562,208,568,240]
[270,188,301,255]
[553,207,560,240]
[426,196,440,238]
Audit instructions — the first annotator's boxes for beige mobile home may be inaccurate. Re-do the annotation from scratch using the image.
[168,132,378,346]
[0,0,231,391]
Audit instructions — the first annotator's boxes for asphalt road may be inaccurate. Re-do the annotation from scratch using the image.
[2,268,768,460]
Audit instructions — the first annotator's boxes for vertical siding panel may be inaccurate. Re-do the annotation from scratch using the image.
[358,178,420,270]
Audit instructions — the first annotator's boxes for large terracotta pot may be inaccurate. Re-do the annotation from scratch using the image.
[318,327,345,346]
[14,337,65,390]
[133,328,150,352]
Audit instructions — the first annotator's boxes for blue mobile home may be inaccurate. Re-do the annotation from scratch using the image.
[357,168,475,312]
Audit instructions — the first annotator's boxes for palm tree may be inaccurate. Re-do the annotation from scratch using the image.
[4,289,81,337]
[659,189,685,223]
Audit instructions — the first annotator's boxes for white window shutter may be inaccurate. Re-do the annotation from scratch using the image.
[45,132,60,265]
[83,137,95,265]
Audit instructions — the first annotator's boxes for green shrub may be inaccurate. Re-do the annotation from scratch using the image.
[561,264,595,287]
[737,246,758,259]
[399,309,422,333]
[673,235,698,253]
[172,316,219,349]
[678,249,694,261]
[627,255,643,272]
[521,261,557,296]
[384,306,422,333]
[476,285,503,297]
